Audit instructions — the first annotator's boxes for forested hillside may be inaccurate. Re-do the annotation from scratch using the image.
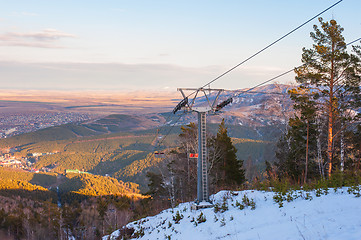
[0,167,143,201]
[0,167,148,239]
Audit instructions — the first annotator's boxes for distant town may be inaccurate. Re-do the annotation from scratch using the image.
[0,147,56,172]
[0,111,98,172]
[0,147,92,174]
[0,111,95,138]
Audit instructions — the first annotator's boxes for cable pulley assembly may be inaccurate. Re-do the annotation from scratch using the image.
[172,97,188,114]
[215,97,233,111]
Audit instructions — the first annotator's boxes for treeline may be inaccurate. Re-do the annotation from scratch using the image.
[0,192,151,240]
[270,18,361,184]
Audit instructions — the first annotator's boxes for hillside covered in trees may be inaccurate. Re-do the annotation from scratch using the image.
[0,167,148,239]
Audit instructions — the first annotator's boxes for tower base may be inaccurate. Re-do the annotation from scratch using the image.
[191,201,213,210]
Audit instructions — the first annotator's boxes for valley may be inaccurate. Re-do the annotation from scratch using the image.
[0,84,290,239]
[0,84,291,191]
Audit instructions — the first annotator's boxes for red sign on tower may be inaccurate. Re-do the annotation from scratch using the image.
[189,153,198,158]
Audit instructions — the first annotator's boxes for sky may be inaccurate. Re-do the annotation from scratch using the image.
[0,0,360,92]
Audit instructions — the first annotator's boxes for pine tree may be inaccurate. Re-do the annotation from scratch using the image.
[276,116,317,183]
[146,171,166,198]
[210,119,246,187]
[289,86,318,183]
[294,17,361,177]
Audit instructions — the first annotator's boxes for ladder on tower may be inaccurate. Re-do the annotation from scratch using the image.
[200,112,208,201]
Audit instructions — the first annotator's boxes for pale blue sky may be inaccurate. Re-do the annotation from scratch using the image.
[0,0,360,91]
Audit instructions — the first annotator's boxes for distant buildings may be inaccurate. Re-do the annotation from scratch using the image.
[0,155,23,169]
[65,169,92,175]
[0,150,58,172]
[0,111,94,138]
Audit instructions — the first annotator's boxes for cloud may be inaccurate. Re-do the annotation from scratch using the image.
[5,29,75,41]
[0,29,76,48]
[0,41,64,48]
[9,11,39,17]
[0,61,295,91]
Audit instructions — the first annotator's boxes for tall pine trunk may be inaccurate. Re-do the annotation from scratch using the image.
[327,108,333,177]
[327,43,335,178]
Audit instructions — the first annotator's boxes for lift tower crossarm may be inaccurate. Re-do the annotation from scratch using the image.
[177,88,224,113]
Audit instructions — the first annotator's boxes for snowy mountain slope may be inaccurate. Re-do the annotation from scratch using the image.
[104,188,361,240]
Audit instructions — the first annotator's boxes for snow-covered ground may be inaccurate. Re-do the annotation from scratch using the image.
[104,187,361,240]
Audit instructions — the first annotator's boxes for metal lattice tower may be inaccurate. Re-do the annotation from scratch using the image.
[197,111,208,202]
[174,88,232,205]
